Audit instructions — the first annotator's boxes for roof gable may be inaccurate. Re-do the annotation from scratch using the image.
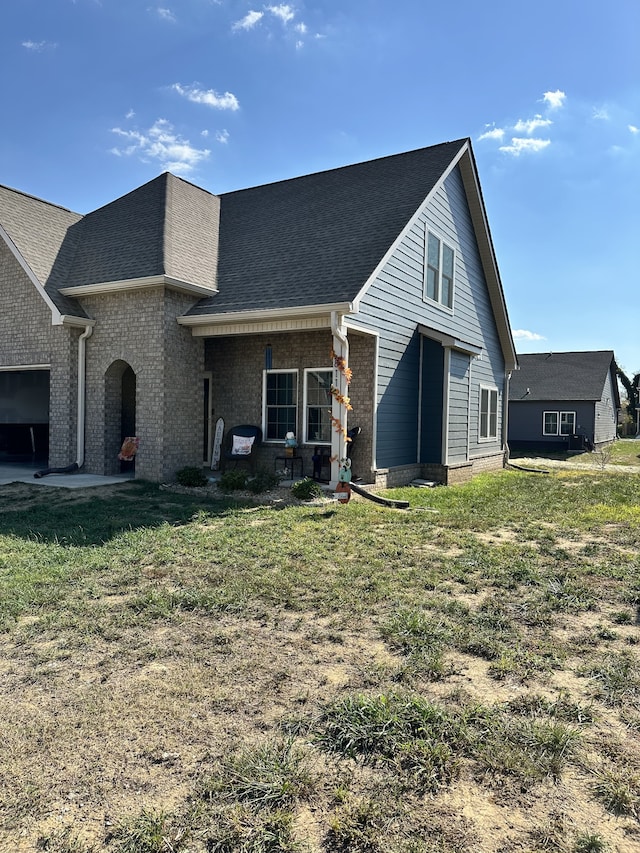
[187,139,468,316]
[510,351,619,402]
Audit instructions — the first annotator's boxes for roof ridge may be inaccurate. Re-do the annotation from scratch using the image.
[0,184,80,217]
[220,138,469,197]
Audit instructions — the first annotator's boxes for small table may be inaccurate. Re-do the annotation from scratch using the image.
[275,454,304,480]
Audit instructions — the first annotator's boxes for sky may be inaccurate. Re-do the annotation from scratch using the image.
[2,0,639,376]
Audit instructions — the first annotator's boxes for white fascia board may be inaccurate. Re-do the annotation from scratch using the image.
[59,275,217,298]
[177,301,354,327]
[0,363,50,371]
[0,223,63,324]
[351,141,468,309]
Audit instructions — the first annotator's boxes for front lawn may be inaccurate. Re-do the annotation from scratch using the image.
[1,471,639,852]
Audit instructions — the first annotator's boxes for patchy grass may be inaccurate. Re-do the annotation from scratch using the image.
[1,469,640,851]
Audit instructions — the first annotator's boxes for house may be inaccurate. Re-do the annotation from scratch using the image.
[0,138,517,487]
[508,351,620,452]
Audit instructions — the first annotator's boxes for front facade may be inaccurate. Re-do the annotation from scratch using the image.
[508,351,620,452]
[0,139,516,486]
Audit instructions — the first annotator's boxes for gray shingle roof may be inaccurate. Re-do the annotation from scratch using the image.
[0,174,219,319]
[509,351,618,402]
[0,184,87,317]
[186,139,468,316]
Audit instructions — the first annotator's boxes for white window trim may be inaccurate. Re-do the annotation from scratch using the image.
[262,368,299,443]
[424,228,455,311]
[479,385,499,442]
[560,411,576,436]
[543,411,559,435]
[303,367,333,446]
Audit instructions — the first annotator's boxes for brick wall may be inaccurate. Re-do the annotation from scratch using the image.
[0,241,77,466]
[205,328,377,480]
[81,287,203,481]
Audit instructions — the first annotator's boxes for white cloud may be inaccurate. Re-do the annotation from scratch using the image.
[126,109,135,119]
[110,119,210,176]
[215,129,230,144]
[172,83,240,111]
[593,106,610,121]
[22,40,56,51]
[155,7,177,22]
[295,22,307,34]
[267,4,295,23]
[499,137,551,156]
[232,10,264,30]
[477,126,505,142]
[512,329,546,341]
[543,90,566,110]
[629,125,639,135]
[514,115,553,134]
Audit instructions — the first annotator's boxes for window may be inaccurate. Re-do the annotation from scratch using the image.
[425,231,455,308]
[543,411,576,436]
[304,369,333,443]
[264,370,297,441]
[479,386,498,440]
[543,411,558,435]
[560,412,576,435]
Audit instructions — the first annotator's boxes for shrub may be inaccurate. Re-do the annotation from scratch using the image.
[175,466,208,488]
[218,469,249,492]
[246,469,283,494]
[291,477,322,501]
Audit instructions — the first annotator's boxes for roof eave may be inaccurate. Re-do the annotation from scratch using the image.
[59,275,217,298]
[178,301,355,327]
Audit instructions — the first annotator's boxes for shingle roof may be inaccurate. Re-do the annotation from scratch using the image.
[509,351,618,402]
[0,173,219,318]
[0,184,87,317]
[186,139,468,316]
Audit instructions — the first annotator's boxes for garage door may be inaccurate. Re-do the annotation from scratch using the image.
[0,369,50,461]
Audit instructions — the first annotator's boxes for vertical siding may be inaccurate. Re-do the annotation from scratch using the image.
[594,371,618,443]
[354,165,506,468]
[448,351,470,462]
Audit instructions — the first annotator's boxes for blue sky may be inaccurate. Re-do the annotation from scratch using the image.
[3,0,639,375]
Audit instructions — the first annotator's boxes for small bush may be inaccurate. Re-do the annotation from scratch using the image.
[218,469,249,491]
[175,466,208,488]
[291,477,322,501]
[246,469,283,494]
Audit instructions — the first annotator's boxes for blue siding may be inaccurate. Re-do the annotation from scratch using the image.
[351,165,506,468]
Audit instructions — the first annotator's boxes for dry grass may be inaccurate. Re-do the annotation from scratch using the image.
[0,469,639,852]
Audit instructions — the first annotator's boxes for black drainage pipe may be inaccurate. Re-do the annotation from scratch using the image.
[34,463,79,479]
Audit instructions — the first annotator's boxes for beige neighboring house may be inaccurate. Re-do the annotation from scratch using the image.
[0,139,516,486]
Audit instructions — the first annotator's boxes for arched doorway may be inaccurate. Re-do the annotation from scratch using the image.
[104,361,136,474]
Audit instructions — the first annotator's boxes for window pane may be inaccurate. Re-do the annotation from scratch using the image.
[265,372,297,440]
[442,245,454,278]
[426,267,437,301]
[306,370,332,442]
[441,274,453,308]
[480,388,489,438]
[427,233,440,269]
[560,412,575,435]
[544,412,558,435]
[489,390,498,438]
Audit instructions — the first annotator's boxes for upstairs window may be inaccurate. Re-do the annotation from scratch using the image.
[264,370,298,441]
[425,231,455,308]
[479,386,498,441]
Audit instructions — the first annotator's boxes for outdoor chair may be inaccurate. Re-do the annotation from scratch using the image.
[222,425,262,474]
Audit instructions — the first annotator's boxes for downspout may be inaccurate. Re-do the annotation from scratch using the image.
[34,322,93,478]
[330,311,349,486]
[76,324,93,468]
[503,369,512,465]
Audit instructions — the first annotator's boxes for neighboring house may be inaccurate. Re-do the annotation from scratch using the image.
[508,351,620,452]
[0,138,516,486]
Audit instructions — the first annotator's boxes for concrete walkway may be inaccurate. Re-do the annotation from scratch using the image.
[0,462,134,489]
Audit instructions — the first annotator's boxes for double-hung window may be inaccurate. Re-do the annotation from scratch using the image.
[543,411,576,436]
[479,386,498,441]
[264,370,298,441]
[304,368,333,444]
[425,231,455,308]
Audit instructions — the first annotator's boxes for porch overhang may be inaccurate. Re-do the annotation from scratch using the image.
[418,325,483,357]
[177,302,355,337]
